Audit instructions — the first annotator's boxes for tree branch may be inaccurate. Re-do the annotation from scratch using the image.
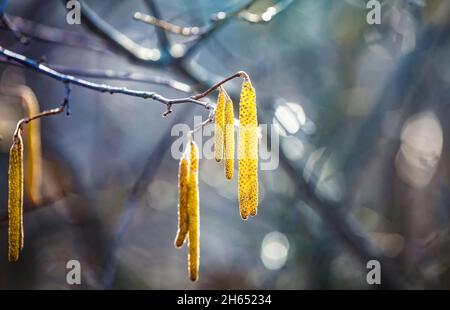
[0,57,193,93]
[0,45,244,114]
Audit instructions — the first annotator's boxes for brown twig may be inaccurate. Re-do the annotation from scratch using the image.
[14,105,65,139]
[191,72,245,100]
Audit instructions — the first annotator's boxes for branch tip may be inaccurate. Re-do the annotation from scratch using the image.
[162,103,173,117]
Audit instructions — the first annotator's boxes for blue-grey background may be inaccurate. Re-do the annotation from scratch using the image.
[0,0,449,289]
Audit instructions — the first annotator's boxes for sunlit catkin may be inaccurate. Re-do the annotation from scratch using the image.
[214,88,226,162]
[8,132,24,262]
[187,141,200,281]
[238,80,258,219]
[174,151,190,248]
[224,95,235,180]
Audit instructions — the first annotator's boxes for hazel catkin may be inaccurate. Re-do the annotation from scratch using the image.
[224,94,235,180]
[187,141,200,281]
[174,151,190,248]
[8,132,24,262]
[238,80,258,220]
[214,88,226,162]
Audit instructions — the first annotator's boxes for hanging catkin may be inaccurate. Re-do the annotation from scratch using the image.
[214,88,226,162]
[224,94,235,180]
[238,80,258,219]
[187,140,200,281]
[22,93,42,206]
[174,151,190,248]
[8,132,24,262]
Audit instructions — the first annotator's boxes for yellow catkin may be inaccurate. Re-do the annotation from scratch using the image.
[214,88,226,162]
[23,93,42,206]
[174,151,190,248]
[187,141,200,281]
[224,95,235,180]
[8,133,24,262]
[2,86,42,205]
[238,80,258,219]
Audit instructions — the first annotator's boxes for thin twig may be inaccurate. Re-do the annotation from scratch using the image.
[133,11,203,36]
[14,83,71,140]
[191,71,245,100]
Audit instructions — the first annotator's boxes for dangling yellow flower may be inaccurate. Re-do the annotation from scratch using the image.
[8,130,24,262]
[224,94,235,180]
[174,151,190,248]
[187,140,200,281]
[2,86,42,205]
[214,88,226,162]
[238,79,258,220]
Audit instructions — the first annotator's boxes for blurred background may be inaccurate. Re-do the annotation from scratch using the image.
[0,0,450,289]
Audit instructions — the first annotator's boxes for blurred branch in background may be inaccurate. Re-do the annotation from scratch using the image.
[0,13,114,54]
[79,0,258,64]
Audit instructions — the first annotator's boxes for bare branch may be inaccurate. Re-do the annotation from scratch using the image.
[0,45,208,110]
[0,46,251,118]
[0,57,193,93]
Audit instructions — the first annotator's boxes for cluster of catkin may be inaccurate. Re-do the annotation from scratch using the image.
[174,76,258,281]
[5,89,42,262]
[174,139,200,281]
[215,78,258,219]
